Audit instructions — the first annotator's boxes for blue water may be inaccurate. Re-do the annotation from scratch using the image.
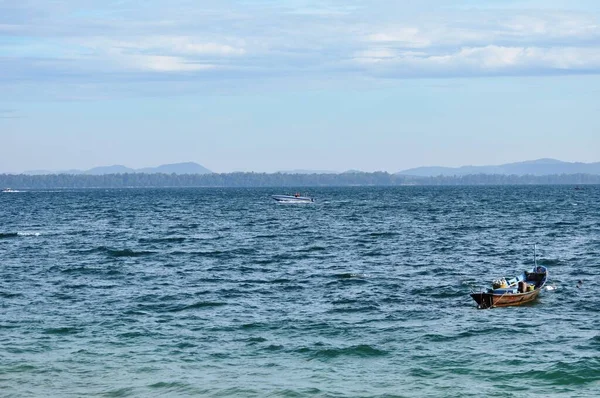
[1,186,599,397]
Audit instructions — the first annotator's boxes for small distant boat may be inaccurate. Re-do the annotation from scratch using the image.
[2,188,19,193]
[470,246,548,309]
[272,193,314,203]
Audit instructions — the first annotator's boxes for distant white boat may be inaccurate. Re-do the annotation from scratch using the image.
[272,194,314,203]
[2,188,19,193]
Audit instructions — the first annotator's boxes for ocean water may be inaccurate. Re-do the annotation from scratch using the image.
[1,186,599,397]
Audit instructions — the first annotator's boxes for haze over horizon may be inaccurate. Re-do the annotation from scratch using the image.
[2,1,600,174]
[6,157,600,176]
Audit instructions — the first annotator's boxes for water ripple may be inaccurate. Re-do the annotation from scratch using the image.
[0,186,598,397]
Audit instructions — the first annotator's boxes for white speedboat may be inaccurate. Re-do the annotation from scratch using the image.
[2,188,19,193]
[272,194,314,203]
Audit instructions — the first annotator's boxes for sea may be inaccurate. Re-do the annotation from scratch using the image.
[1,186,598,397]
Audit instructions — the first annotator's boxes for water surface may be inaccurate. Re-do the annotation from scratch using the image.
[1,186,599,397]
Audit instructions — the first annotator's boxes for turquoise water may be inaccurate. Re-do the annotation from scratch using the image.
[1,186,599,397]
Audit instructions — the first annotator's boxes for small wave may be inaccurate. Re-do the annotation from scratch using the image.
[62,283,89,290]
[263,253,303,262]
[17,232,41,236]
[147,381,193,393]
[188,248,256,259]
[102,387,135,397]
[240,322,270,330]
[335,273,367,279]
[66,230,92,237]
[0,232,41,238]
[4,364,36,373]
[176,342,196,349]
[538,258,561,266]
[42,327,81,335]
[305,344,388,359]
[51,292,76,301]
[263,344,285,351]
[332,298,360,305]
[244,337,268,344]
[368,231,399,238]
[553,221,578,226]
[148,382,187,389]
[327,279,368,287]
[270,278,292,284]
[269,388,324,398]
[362,250,384,257]
[525,360,600,385]
[577,335,600,351]
[296,245,328,253]
[0,291,24,299]
[56,265,97,275]
[254,258,277,265]
[189,250,228,258]
[108,248,156,258]
[190,234,223,241]
[329,304,380,314]
[77,246,156,258]
[233,247,257,255]
[138,237,186,244]
[168,301,227,312]
[429,288,465,299]
[170,223,199,230]
[118,331,146,339]
[282,284,305,292]
[421,332,465,343]
[462,224,493,231]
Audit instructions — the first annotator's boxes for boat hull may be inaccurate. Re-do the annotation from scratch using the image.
[272,195,314,203]
[470,289,542,309]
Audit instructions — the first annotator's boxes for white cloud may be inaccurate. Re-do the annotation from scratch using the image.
[70,36,246,73]
[367,28,432,48]
[353,10,600,77]
[112,36,247,57]
[353,45,600,76]
[365,13,600,50]
[503,14,599,39]
[355,48,397,60]
[119,54,215,73]
[1,1,600,89]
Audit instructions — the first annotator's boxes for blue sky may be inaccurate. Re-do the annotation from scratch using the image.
[1,0,599,173]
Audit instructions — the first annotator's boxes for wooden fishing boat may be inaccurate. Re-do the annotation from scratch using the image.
[470,265,548,309]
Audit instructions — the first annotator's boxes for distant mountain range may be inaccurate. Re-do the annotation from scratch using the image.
[24,162,212,175]
[17,158,600,177]
[396,159,600,177]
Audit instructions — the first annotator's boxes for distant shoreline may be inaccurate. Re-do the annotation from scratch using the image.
[1,172,599,189]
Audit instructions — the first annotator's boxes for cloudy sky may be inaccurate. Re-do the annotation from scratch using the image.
[1,0,599,173]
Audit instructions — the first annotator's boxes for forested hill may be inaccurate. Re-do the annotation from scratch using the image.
[1,172,600,188]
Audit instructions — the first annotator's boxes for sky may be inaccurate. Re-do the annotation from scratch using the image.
[1,0,599,173]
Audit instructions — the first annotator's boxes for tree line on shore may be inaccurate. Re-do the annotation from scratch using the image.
[1,172,599,189]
